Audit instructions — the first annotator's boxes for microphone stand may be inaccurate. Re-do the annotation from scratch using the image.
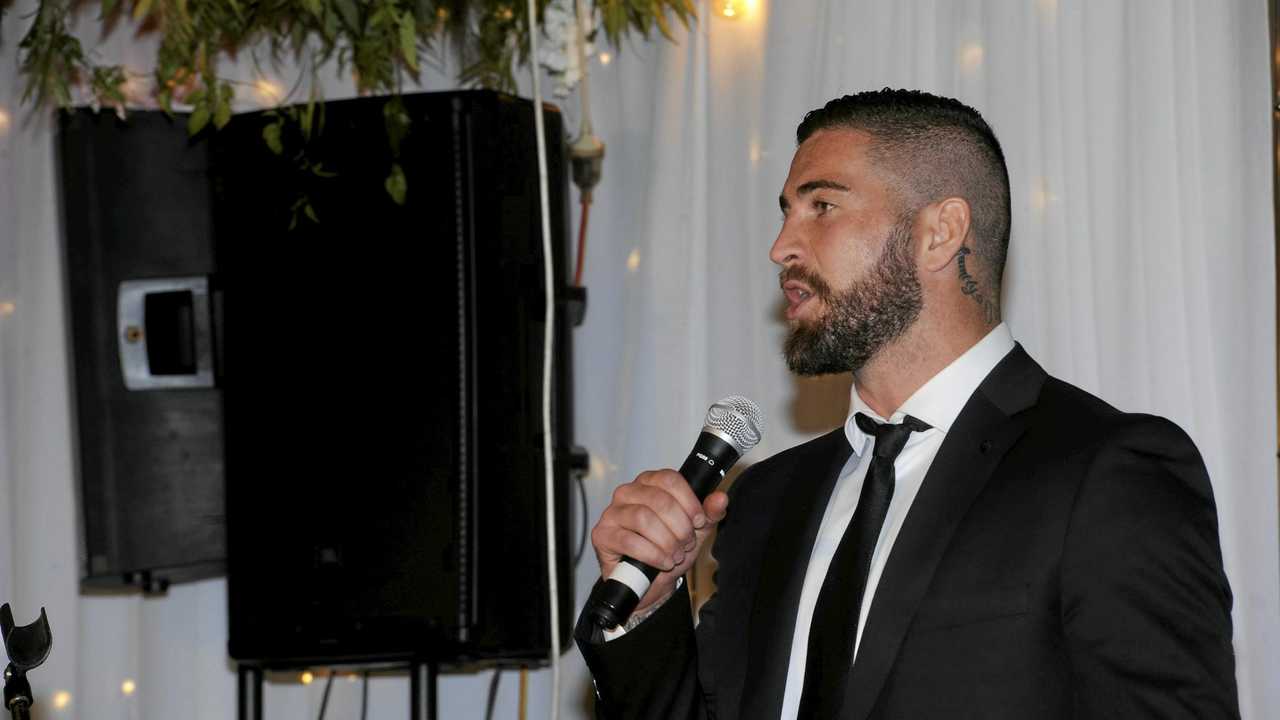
[2,667,31,720]
[1,604,52,720]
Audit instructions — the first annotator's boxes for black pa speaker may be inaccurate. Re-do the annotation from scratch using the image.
[58,109,226,591]
[212,91,577,666]
[57,90,580,665]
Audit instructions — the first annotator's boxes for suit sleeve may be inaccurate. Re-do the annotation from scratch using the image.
[1060,416,1239,718]
[575,581,706,720]
[574,459,765,720]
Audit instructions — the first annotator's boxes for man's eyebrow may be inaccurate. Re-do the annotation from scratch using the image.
[796,179,851,195]
[780,179,851,214]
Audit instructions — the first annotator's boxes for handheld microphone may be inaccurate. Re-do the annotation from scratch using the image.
[585,396,764,630]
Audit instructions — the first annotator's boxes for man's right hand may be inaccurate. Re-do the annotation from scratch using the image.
[590,469,730,616]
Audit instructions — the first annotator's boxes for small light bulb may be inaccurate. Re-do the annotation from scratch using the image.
[589,454,609,480]
[122,74,150,105]
[1030,177,1055,217]
[959,43,985,73]
[255,79,282,103]
[121,679,137,696]
[52,691,72,710]
[0,108,11,136]
[300,671,314,685]
[719,0,748,18]
[0,302,16,316]
[598,52,612,66]
[626,248,642,273]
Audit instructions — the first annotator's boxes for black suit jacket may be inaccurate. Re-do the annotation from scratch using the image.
[576,346,1239,719]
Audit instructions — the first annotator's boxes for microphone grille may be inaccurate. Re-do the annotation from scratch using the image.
[704,395,765,453]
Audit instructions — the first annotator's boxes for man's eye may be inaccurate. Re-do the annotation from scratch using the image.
[814,201,834,214]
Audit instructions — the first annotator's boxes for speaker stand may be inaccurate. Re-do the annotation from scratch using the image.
[410,661,438,720]
[234,662,436,720]
[237,666,262,720]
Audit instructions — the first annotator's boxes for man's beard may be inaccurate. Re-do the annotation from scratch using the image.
[783,217,924,376]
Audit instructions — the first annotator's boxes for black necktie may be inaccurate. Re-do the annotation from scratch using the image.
[797,412,931,718]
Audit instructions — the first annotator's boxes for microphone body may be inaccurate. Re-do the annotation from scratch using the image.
[585,394,764,630]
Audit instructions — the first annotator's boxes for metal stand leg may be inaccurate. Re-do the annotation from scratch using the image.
[7,700,31,720]
[237,666,263,720]
[410,662,437,720]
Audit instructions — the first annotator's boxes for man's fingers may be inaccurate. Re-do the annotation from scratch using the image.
[703,490,730,524]
[591,470,732,580]
[637,470,704,527]
[607,527,678,571]
[597,494,686,561]
[614,481,698,546]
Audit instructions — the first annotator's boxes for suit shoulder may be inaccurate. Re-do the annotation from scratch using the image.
[1036,377,1200,460]
[1032,377,1214,516]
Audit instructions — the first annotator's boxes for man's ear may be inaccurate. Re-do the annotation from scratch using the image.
[919,197,972,273]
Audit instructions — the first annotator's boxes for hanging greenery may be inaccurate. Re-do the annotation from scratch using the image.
[17,0,696,120]
[11,0,693,217]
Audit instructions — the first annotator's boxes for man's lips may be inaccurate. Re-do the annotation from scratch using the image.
[782,280,817,318]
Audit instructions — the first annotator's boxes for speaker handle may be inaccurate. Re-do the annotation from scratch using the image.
[117,276,216,390]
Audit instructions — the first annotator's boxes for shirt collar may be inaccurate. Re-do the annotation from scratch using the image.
[845,323,1016,455]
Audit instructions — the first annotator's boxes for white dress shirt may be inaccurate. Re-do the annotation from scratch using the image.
[778,324,1015,720]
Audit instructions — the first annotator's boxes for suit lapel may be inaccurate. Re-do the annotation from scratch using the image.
[739,429,853,720]
[843,345,1046,720]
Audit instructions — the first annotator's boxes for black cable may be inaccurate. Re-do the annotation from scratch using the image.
[573,472,589,568]
[484,668,502,720]
[360,671,369,720]
[316,670,335,720]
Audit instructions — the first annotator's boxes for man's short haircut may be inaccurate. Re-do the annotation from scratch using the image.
[797,89,1012,298]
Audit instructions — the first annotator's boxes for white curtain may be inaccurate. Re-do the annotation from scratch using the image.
[0,0,1276,717]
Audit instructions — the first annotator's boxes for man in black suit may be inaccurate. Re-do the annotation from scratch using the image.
[575,89,1239,719]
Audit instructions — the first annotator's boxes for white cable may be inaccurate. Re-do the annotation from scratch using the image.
[524,2,562,719]
[574,0,595,137]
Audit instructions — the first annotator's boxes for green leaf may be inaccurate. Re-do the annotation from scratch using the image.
[263,122,283,155]
[383,95,409,156]
[313,98,326,137]
[300,102,313,138]
[187,106,210,135]
[399,13,419,70]
[603,1,627,43]
[304,203,319,223]
[214,95,231,129]
[653,6,675,41]
[334,0,359,31]
[301,0,322,17]
[132,0,153,22]
[385,162,407,205]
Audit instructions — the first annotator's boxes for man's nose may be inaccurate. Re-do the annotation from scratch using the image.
[770,220,803,267]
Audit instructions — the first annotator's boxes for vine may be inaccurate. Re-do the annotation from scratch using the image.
[11,0,695,217]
